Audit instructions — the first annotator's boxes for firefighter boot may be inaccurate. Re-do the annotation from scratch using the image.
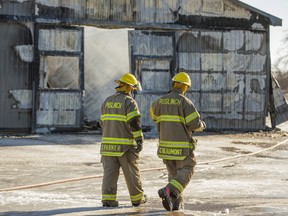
[132,194,148,207]
[102,200,119,207]
[172,196,184,211]
[158,187,173,211]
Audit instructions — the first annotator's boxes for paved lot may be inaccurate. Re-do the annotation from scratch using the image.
[0,129,288,216]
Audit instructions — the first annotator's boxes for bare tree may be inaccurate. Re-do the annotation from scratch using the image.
[274,30,288,73]
[273,71,288,93]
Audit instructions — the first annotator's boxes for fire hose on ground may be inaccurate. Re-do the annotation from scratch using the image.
[0,138,287,193]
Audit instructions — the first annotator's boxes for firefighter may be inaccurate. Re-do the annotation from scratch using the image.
[149,72,205,211]
[100,73,147,207]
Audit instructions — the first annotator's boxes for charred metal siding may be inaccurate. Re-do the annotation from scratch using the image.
[129,31,176,128]
[32,0,279,29]
[33,25,84,132]
[0,1,33,17]
[0,0,285,132]
[177,30,268,130]
[129,29,270,131]
[0,21,33,131]
[270,75,288,127]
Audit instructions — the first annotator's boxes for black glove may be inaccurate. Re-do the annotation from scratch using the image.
[135,141,143,153]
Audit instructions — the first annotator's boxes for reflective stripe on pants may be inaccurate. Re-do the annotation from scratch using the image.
[164,151,196,198]
[101,148,144,204]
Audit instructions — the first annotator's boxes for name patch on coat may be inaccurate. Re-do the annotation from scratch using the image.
[159,98,181,105]
[159,147,183,156]
[101,144,122,152]
[105,102,122,109]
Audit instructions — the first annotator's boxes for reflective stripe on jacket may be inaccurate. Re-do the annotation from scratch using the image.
[149,88,201,160]
[100,92,143,157]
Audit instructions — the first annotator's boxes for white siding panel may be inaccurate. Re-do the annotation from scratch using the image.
[131,33,173,56]
[178,53,201,70]
[223,93,244,119]
[224,53,266,72]
[201,93,222,112]
[226,73,245,93]
[201,73,226,91]
[223,30,244,51]
[247,54,267,72]
[38,29,82,52]
[201,53,223,71]
[245,31,264,51]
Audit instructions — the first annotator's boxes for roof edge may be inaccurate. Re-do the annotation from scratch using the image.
[232,0,282,26]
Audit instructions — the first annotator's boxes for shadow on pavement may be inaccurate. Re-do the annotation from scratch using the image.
[1,207,169,216]
[1,207,100,216]
[0,133,101,146]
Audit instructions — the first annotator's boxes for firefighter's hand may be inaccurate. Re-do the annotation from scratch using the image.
[193,121,206,132]
[135,141,143,153]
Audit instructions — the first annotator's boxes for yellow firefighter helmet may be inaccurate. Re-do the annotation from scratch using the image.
[172,72,191,87]
[116,73,142,91]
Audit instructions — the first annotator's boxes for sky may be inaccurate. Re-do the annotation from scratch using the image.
[240,0,288,70]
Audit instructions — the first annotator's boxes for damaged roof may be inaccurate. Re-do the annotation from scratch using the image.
[233,0,282,26]
[0,0,282,29]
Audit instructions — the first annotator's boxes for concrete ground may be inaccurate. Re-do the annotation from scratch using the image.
[0,126,288,216]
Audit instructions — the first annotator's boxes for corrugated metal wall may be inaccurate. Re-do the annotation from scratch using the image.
[177,30,268,130]
[33,0,253,27]
[0,0,285,132]
[129,31,175,129]
[0,21,32,131]
[129,29,269,131]
[0,1,33,17]
[34,25,84,132]
[270,75,288,127]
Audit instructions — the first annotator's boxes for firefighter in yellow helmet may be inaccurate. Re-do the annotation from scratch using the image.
[149,72,205,211]
[100,73,147,207]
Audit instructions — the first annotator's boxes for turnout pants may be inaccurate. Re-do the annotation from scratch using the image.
[164,151,196,199]
[101,148,144,205]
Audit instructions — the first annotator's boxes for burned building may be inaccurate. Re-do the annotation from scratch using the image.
[0,0,287,133]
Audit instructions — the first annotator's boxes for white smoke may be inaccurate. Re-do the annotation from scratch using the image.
[84,27,131,122]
